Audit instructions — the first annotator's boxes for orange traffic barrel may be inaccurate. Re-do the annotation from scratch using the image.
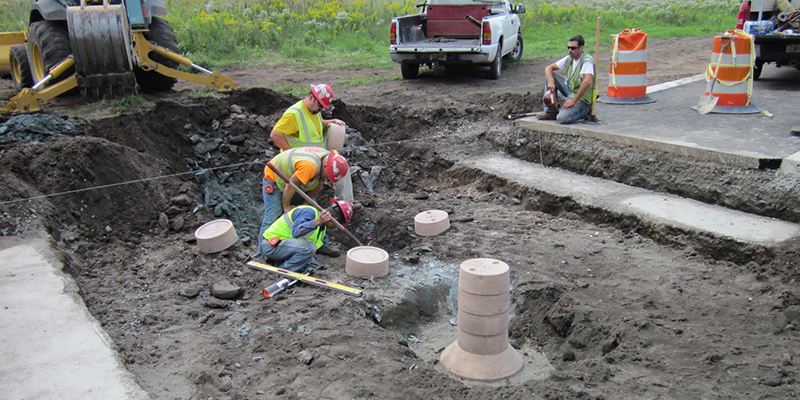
[598,29,655,105]
[694,30,761,114]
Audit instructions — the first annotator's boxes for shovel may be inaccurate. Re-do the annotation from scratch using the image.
[697,38,731,115]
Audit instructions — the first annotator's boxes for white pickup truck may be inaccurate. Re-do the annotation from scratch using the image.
[389,0,526,79]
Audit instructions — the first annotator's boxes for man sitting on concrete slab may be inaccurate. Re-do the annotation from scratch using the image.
[537,35,595,124]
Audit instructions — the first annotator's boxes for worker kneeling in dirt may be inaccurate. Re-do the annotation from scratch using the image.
[259,200,354,273]
[270,84,353,203]
[260,146,349,249]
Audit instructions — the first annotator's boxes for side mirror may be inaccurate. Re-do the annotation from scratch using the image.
[514,5,527,14]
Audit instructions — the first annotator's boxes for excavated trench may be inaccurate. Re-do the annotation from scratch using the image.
[2,88,800,399]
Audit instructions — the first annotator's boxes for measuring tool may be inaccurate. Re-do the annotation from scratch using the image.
[247,261,363,297]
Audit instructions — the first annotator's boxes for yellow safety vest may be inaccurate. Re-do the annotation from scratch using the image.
[566,53,595,105]
[284,100,324,149]
[267,147,330,193]
[262,205,326,249]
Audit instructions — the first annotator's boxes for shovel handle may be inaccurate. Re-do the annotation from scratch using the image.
[267,162,363,247]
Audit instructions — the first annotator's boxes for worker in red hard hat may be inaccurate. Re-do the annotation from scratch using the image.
[258,199,354,272]
[268,83,354,204]
[259,147,349,248]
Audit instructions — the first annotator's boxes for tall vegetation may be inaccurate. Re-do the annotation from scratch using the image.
[1,0,738,69]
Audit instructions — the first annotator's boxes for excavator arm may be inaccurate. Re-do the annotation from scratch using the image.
[131,31,238,92]
[2,56,79,114]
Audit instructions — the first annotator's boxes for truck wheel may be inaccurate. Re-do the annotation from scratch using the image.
[27,20,74,87]
[752,60,764,80]
[134,16,180,92]
[505,34,523,62]
[10,44,33,91]
[401,62,420,79]
[486,46,502,79]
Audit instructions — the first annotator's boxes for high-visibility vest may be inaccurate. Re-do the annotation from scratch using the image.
[262,205,326,249]
[266,147,329,193]
[566,53,595,105]
[283,100,324,149]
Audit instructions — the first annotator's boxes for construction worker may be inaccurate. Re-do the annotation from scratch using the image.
[259,199,354,273]
[259,146,349,249]
[537,35,595,124]
[269,84,354,203]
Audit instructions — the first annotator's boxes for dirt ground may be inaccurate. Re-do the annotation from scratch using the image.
[2,35,800,400]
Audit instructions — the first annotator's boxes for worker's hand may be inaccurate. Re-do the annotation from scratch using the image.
[315,210,333,226]
[562,98,578,109]
[283,204,295,213]
[547,82,556,93]
[329,119,346,126]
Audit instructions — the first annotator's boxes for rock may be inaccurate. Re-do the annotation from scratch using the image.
[240,236,252,247]
[562,349,576,361]
[179,287,200,298]
[230,104,243,114]
[255,115,270,128]
[413,192,429,200]
[791,126,800,135]
[158,212,169,230]
[164,205,182,216]
[211,280,243,300]
[169,216,185,231]
[297,350,314,365]
[230,135,247,145]
[194,138,222,154]
[547,302,574,337]
[601,334,620,355]
[171,194,192,207]
[203,298,229,309]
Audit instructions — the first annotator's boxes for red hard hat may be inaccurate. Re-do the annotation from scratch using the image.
[331,199,353,226]
[543,90,559,110]
[325,150,348,183]
[310,84,333,110]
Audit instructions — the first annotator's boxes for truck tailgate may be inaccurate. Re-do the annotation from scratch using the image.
[392,39,483,53]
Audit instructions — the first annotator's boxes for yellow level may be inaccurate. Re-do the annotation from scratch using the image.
[246,261,363,297]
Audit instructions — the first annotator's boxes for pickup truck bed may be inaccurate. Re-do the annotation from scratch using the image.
[389,1,526,80]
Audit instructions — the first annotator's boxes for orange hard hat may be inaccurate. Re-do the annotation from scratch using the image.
[543,90,559,110]
[325,150,348,183]
[330,199,353,226]
[310,84,333,110]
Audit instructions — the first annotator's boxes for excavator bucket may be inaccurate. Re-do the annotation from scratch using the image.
[67,3,138,97]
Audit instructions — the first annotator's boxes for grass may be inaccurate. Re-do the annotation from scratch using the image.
[1,0,739,85]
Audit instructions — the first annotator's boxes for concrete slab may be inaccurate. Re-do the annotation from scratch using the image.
[0,236,150,400]
[516,65,800,169]
[464,155,800,247]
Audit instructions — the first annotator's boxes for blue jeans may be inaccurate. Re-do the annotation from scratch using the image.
[544,75,591,124]
[258,238,318,273]
[259,178,283,249]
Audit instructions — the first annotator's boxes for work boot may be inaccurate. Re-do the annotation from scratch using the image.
[316,243,341,257]
[536,111,557,120]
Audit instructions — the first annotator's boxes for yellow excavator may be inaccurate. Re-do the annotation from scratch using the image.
[0,0,238,114]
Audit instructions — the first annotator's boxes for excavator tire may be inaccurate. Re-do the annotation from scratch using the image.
[10,44,33,91]
[27,20,74,87]
[135,16,179,92]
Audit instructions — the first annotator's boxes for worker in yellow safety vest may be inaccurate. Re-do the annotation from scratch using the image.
[269,84,353,203]
[259,200,354,273]
[537,35,595,124]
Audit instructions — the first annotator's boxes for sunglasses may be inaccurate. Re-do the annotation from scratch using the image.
[567,46,580,50]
